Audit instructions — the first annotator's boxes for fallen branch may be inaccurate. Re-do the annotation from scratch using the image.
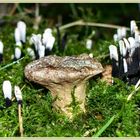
[55,20,130,32]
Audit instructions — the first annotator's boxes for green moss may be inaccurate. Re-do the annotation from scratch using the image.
[0,4,140,137]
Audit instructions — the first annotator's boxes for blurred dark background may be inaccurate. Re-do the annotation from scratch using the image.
[0,3,139,43]
[0,3,139,26]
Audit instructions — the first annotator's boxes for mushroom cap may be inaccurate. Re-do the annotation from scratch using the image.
[24,54,104,86]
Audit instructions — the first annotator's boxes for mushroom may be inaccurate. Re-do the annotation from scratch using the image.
[24,54,104,118]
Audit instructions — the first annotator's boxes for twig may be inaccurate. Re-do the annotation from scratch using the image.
[127,79,140,101]
[0,57,24,71]
[21,84,26,91]
[83,128,96,137]
[135,79,140,89]
[96,54,109,59]
[33,3,41,30]
[9,3,19,16]
[70,4,78,19]
[18,103,23,136]
[56,20,130,32]
[35,3,39,18]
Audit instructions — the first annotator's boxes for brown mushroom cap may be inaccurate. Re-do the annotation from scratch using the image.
[24,54,104,87]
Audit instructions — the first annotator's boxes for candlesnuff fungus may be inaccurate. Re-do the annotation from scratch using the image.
[24,54,104,118]
[0,41,4,63]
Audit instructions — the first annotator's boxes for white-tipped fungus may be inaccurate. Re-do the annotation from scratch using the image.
[14,47,22,60]
[30,34,42,51]
[42,28,55,51]
[117,27,126,40]
[113,34,118,42]
[27,48,35,59]
[15,28,21,44]
[109,45,119,62]
[17,21,26,43]
[38,44,45,58]
[86,39,92,50]
[2,80,12,100]
[130,20,138,35]
[0,41,4,54]
[14,85,22,102]
[119,40,127,57]
[0,41,4,62]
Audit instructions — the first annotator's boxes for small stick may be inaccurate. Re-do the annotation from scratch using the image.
[54,20,130,32]
[9,3,19,16]
[135,79,140,89]
[14,86,23,136]
[18,102,23,137]
[127,79,140,101]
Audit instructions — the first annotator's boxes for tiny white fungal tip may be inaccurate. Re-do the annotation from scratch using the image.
[27,48,35,59]
[89,53,93,58]
[15,28,20,43]
[121,27,127,38]
[29,37,33,45]
[113,34,118,42]
[11,54,14,59]
[134,30,140,42]
[128,37,135,47]
[123,58,128,73]
[117,27,126,40]
[16,41,22,47]
[44,28,52,34]
[117,28,121,39]
[128,37,136,56]
[45,36,55,50]
[0,41,4,54]
[2,80,12,99]
[42,28,55,50]
[38,45,45,58]
[123,38,131,50]
[119,40,127,57]
[109,45,118,61]
[30,34,42,51]
[15,47,21,59]
[117,28,122,40]
[14,85,22,101]
[17,21,26,43]
[86,39,92,50]
[130,20,138,35]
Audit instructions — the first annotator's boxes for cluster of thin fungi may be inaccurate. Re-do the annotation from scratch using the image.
[109,20,140,85]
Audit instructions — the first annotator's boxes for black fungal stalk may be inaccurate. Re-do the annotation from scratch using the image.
[56,24,68,53]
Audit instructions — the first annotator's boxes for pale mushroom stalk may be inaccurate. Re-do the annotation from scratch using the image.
[24,54,104,118]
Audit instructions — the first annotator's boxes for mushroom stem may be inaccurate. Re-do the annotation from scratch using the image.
[74,82,86,112]
[47,81,87,118]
